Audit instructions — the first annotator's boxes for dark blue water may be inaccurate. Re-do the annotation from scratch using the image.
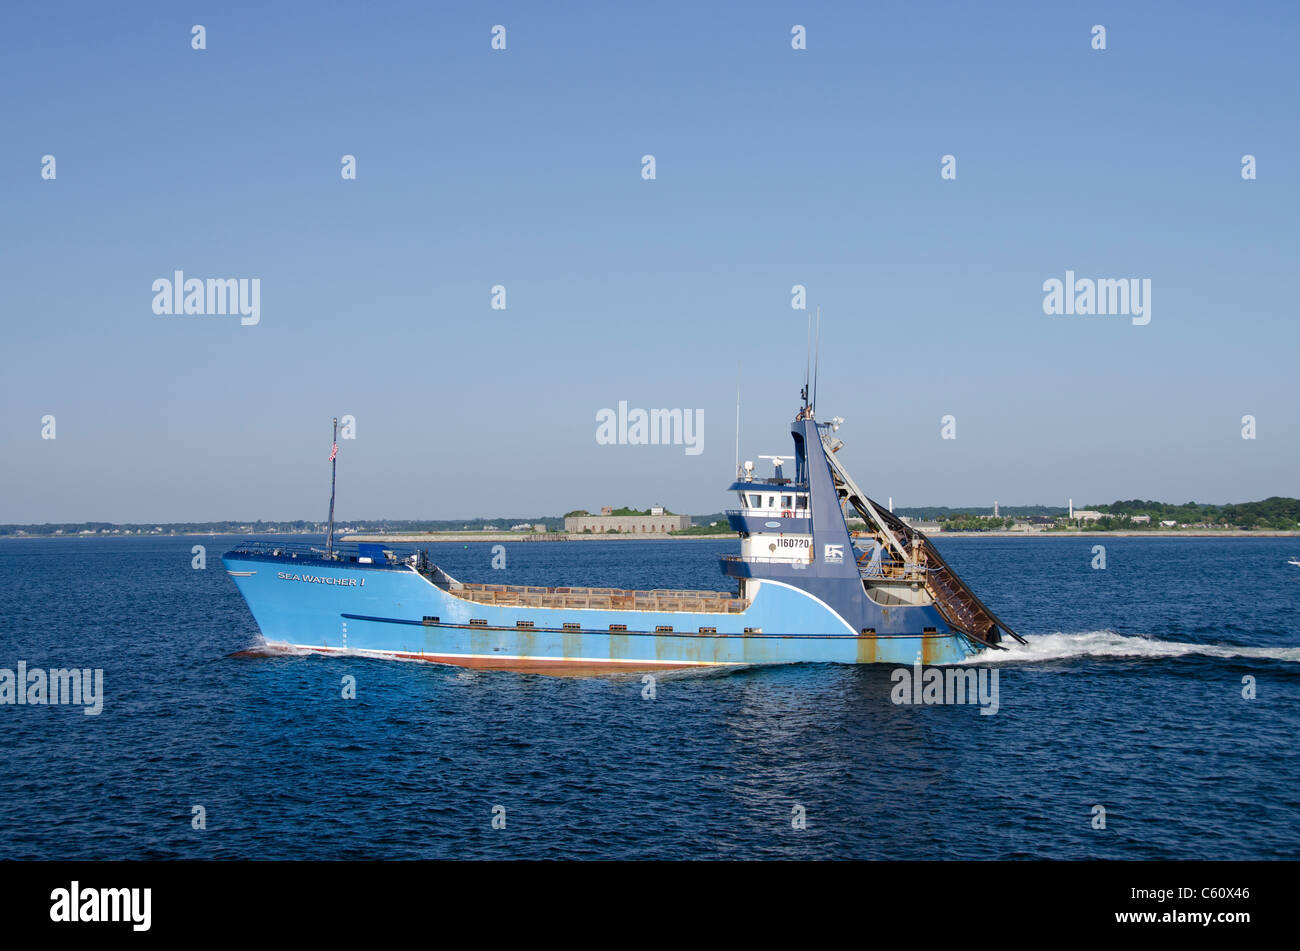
[2,534,1298,859]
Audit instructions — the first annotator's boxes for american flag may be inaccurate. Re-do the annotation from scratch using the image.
[329,442,338,462]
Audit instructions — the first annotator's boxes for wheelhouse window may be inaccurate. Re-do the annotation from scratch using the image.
[781,495,793,508]
[748,494,762,508]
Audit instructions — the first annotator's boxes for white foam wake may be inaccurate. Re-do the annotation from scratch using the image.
[965,630,1300,664]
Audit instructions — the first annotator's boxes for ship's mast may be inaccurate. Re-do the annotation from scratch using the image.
[325,417,339,558]
[812,306,820,416]
[802,311,811,415]
[798,308,822,418]
[734,367,742,479]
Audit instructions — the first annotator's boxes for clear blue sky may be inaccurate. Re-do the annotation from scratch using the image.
[2,1,1296,523]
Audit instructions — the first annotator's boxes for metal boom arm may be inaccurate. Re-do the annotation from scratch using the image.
[818,427,1026,646]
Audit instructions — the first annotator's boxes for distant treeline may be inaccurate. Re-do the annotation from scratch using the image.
[934,516,1021,532]
[6,498,1296,537]
[1088,497,1300,530]
[894,506,1068,519]
[0,517,568,537]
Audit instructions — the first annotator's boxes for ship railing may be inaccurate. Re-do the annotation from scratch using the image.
[227,539,417,563]
[720,554,815,565]
[447,583,748,613]
[850,540,924,578]
[859,561,931,581]
[721,550,931,578]
[227,540,336,558]
[724,509,811,519]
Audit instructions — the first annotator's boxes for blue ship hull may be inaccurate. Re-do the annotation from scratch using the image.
[222,550,981,673]
[224,413,1019,673]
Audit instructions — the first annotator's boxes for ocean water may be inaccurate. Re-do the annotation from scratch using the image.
[1,534,1297,860]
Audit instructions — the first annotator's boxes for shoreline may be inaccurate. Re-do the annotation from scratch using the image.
[339,530,1300,543]
[935,530,1300,538]
[4,529,1298,542]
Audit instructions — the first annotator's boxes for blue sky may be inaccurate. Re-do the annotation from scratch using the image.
[2,1,1297,522]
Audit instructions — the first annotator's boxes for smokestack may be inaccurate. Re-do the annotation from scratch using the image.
[1069,498,1073,519]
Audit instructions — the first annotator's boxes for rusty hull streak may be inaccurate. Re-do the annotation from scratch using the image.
[921,633,942,665]
[742,630,774,664]
[856,634,879,664]
[607,632,631,664]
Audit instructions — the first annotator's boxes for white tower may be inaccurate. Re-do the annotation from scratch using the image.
[1069,498,1073,519]
[994,500,999,518]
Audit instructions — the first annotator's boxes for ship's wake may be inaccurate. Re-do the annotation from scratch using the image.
[965,630,1300,665]
[229,641,436,665]
[229,640,314,659]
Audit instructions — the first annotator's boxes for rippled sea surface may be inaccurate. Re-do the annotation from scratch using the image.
[2,534,1298,859]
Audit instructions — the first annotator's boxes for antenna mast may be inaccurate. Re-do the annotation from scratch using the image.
[734,371,741,478]
[801,311,812,411]
[325,417,339,558]
[812,306,820,417]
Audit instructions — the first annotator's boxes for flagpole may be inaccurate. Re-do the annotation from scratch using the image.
[325,417,338,557]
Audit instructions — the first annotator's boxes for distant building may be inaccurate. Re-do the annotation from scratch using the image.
[565,512,690,534]
[1130,515,1151,524]
[1072,510,1104,522]
[1160,520,1178,528]
[902,518,943,534]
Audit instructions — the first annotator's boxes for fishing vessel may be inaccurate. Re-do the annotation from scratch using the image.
[224,397,1023,674]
